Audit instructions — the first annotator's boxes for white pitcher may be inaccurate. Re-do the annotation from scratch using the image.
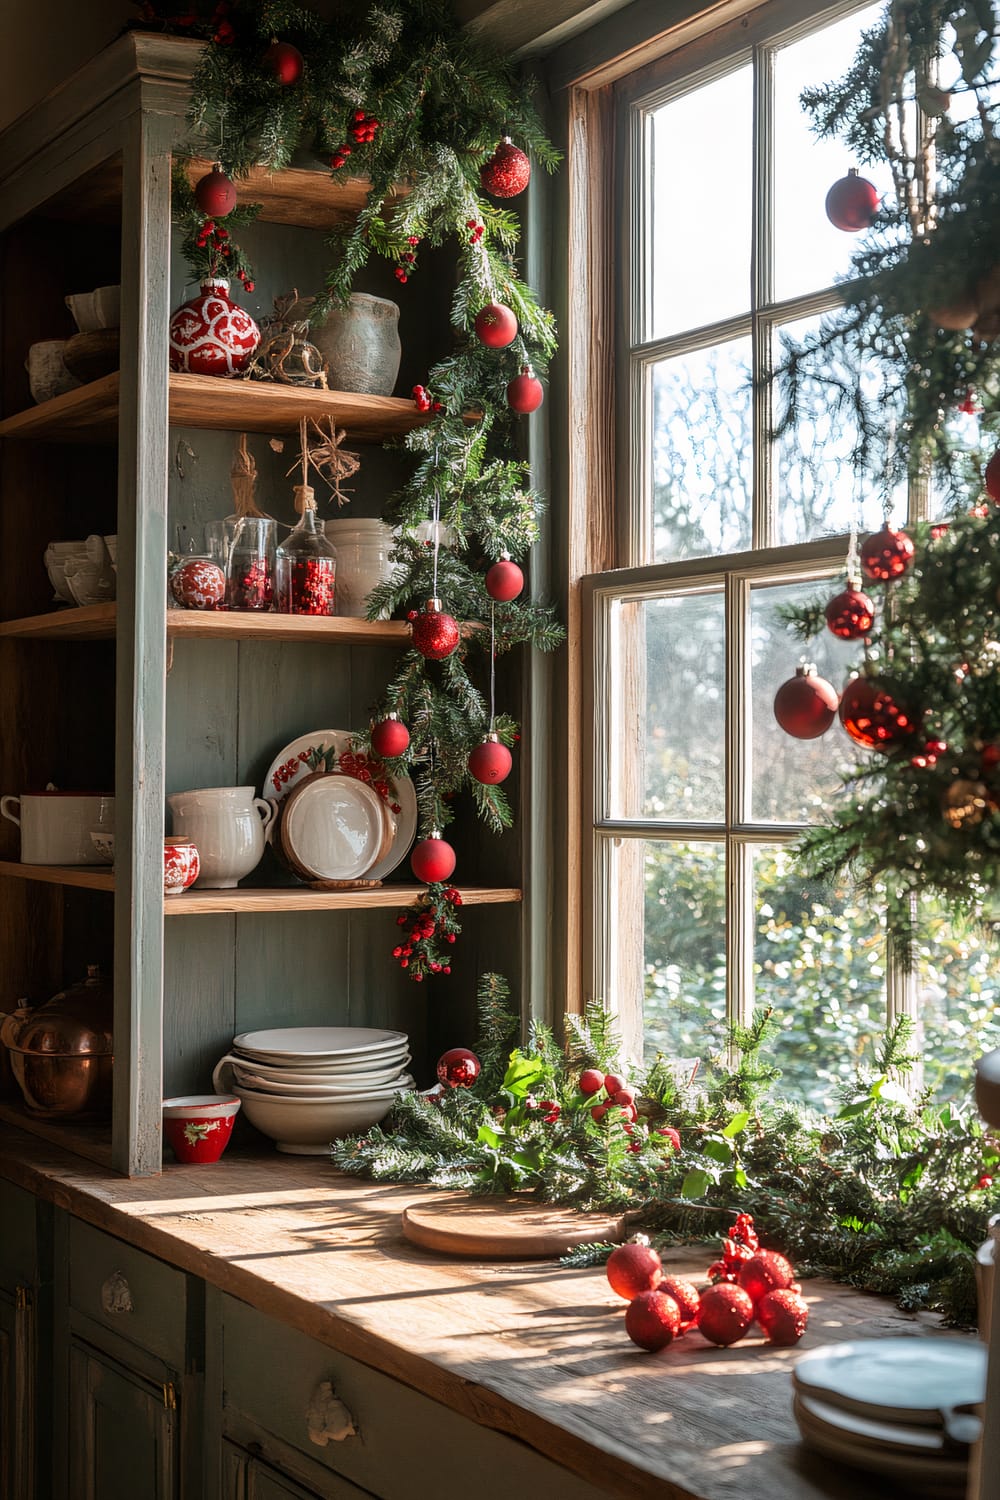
[166,786,274,889]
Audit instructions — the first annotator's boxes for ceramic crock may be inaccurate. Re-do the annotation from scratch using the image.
[295,293,401,395]
[0,791,114,865]
[166,786,274,888]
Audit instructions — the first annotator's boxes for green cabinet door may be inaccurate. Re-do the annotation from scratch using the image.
[221,1440,373,1500]
[0,1282,35,1500]
[69,1341,179,1500]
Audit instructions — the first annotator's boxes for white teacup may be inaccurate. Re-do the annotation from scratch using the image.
[1,792,114,866]
[167,786,274,889]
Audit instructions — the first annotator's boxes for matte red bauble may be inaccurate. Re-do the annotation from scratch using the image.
[436,1047,481,1088]
[738,1249,795,1306]
[485,558,524,601]
[169,279,261,376]
[625,1289,681,1351]
[410,832,456,884]
[263,40,304,85]
[825,586,875,640]
[859,525,915,581]
[839,675,918,751]
[507,365,544,414]
[473,303,518,349]
[824,168,879,232]
[370,715,410,758]
[606,1241,662,1301]
[480,137,531,198]
[985,449,1000,501]
[468,735,512,785]
[773,665,839,739]
[697,1284,755,1347]
[579,1068,605,1095]
[194,169,238,218]
[170,558,226,610]
[757,1289,809,1346]
[411,598,460,660]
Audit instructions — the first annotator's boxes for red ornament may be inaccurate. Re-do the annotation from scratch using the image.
[579,1068,605,1095]
[602,1072,626,1096]
[411,598,460,660]
[263,40,304,85]
[659,1276,700,1332]
[839,675,918,751]
[371,715,410,758]
[410,832,456,884]
[170,558,226,610]
[473,303,518,349]
[468,735,512,785]
[436,1047,481,1088]
[696,1284,755,1347]
[485,558,524,602]
[824,168,879,232]
[194,169,238,218]
[982,744,1000,771]
[169,279,261,376]
[625,1289,681,1351]
[825,585,875,640]
[985,450,1000,501]
[757,1289,809,1346]
[738,1249,796,1306]
[480,137,531,198]
[606,1240,662,1301]
[507,365,544,414]
[859,526,915,582]
[773,665,839,739]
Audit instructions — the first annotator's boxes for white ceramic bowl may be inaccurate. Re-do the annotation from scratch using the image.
[227,1055,411,1087]
[233,1070,415,1098]
[90,831,115,864]
[235,1086,408,1153]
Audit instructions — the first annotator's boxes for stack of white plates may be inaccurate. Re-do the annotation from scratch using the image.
[792,1338,986,1498]
[212,1026,412,1154]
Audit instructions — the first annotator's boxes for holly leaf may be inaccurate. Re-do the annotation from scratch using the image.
[722,1111,751,1139]
[681,1168,714,1199]
[502,1053,546,1097]
[476,1123,502,1149]
[702,1138,733,1165]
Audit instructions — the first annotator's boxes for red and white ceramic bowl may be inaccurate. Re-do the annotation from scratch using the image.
[164,837,200,895]
[162,1094,240,1164]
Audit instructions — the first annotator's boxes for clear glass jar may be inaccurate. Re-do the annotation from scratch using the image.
[226,516,276,611]
[276,489,337,616]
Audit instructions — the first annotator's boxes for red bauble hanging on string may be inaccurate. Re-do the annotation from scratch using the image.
[839,675,918,751]
[985,450,1000,501]
[468,734,513,785]
[437,1047,481,1088]
[371,714,410,758]
[860,525,915,581]
[411,831,457,884]
[480,136,531,198]
[263,40,304,85]
[474,302,518,349]
[824,168,879,232]
[507,365,544,414]
[773,665,839,739]
[485,557,524,602]
[411,598,460,660]
[825,584,875,640]
[194,168,237,218]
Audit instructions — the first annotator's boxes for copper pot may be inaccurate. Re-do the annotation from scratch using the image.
[1,965,113,1118]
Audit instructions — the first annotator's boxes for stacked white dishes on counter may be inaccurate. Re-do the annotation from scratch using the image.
[792,1338,986,1498]
[213,1026,412,1154]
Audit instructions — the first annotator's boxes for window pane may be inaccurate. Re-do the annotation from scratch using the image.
[651,338,752,560]
[750,580,862,822]
[643,842,727,1066]
[609,592,725,821]
[773,7,893,302]
[755,846,885,1112]
[647,66,752,341]
[916,905,1000,1100]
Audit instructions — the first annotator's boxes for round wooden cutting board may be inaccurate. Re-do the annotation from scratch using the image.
[400,1193,627,1259]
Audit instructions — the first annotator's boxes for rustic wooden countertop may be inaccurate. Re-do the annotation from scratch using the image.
[0,1123,969,1500]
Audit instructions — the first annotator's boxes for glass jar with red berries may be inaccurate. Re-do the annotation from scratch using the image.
[225,516,275,611]
[276,486,337,616]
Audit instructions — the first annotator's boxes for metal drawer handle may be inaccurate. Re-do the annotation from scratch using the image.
[101,1271,134,1315]
[306,1381,356,1446]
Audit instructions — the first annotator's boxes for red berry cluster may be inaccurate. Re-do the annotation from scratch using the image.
[706,1211,758,1282]
[329,145,352,171]
[579,1067,682,1157]
[466,218,485,245]
[349,109,380,143]
[338,750,402,816]
[525,1097,561,1123]
[211,0,234,43]
[411,385,443,413]
[394,235,421,283]
[193,219,254,290]
[392,883,462,981]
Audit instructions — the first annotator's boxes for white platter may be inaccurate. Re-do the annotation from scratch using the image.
[232,1026,408,1059]
[793,1337,986,1432]
[793,1397,968,1497]
[282,773,393,882]
[233,1070,415,1098]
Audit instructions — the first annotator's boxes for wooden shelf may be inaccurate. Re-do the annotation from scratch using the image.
[0,605,411,646]
[0,604,117,641]
[0,861,114,892]
[0,372,425,445]
[0,1102,113,1169]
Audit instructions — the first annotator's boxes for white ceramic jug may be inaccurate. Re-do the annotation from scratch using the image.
[166,786,274,888]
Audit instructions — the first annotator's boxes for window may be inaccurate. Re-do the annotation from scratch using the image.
[582,0,1000,1105]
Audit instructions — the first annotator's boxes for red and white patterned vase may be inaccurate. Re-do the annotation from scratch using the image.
[170,556,226,609]
[168,279,260,377]
[163,838,200,896]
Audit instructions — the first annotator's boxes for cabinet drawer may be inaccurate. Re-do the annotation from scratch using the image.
[68,1219,187,1369]
[0,1180,37,1288]
[221,1294,610,1500]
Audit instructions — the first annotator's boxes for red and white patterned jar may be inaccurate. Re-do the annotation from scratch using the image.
[168,279,260,377]
[164,838,200,896]
[170,556,226,610]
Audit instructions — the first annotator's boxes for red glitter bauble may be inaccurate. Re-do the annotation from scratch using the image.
[757,1289,809,1346]
[860,526,915,581]
[170,558,226,610]
[825,586,875,640]
[507,365,544,414]
[697,1284,755,1347]
[263,40,304,85]
[194,169,238,218]
[738,1249,796,1306]
[410,833,456,884]
[436,1047,481,1088]
[824,169,879,232]
[773,666,839,739]
[625,1289,681,1351]
[468,737,513,785]
[473,303,518,349]
[985,450,1000,501]
[606,1241,662,1301]
[839,675,918,751]
[480,138,531,198]
[485,558,524,601]
[659,1276,701,1332]
[411,599,460,660]
[371,715,410,758]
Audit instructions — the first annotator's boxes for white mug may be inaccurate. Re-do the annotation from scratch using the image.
[167,786,274,889]
[1,792,114,865]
